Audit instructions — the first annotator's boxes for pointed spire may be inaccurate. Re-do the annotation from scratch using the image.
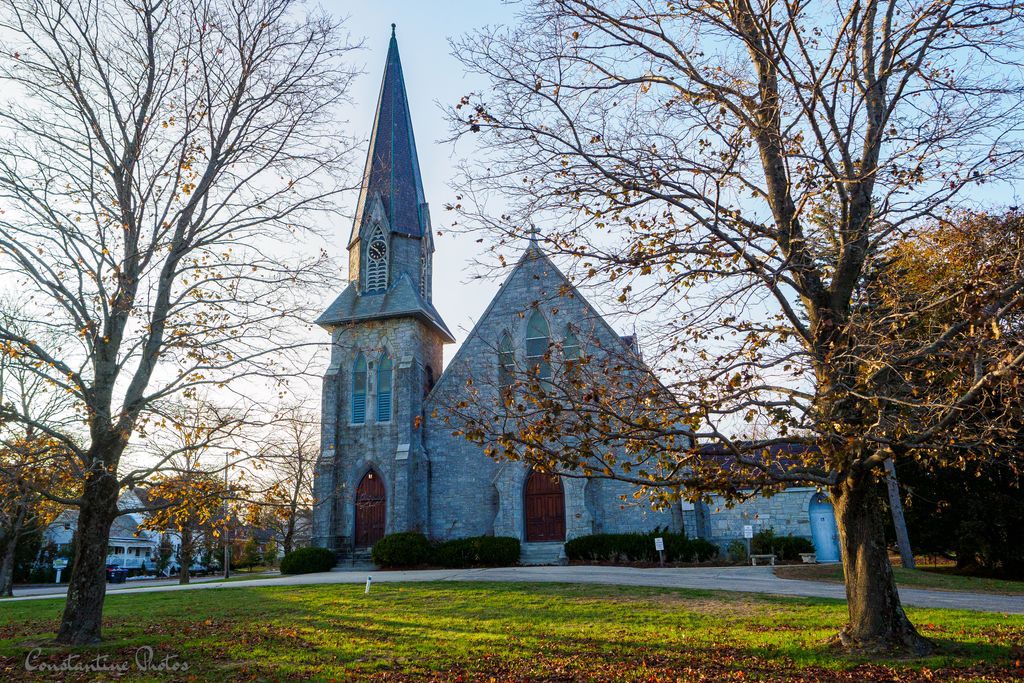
[349,25,427,247]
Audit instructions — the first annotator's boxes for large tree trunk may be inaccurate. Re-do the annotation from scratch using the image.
[0,501,27,597]
[832,472,932,655]
[883,458,916,569]
[56,471,118,645]
[0,540,13,597]
[283,514,295,555]
[178,527,193,585]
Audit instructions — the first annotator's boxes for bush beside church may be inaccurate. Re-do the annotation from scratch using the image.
[371,533,521,569]
[564,531,718,564]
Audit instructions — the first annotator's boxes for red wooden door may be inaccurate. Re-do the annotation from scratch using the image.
[354,470,386,547]
[524,471,565,542]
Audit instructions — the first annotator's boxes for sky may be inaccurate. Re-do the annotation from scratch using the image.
[0,0,528,463]
[314,1,523,363]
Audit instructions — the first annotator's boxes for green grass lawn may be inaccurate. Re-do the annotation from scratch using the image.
[775,564,1024,594]
[0,582,1021,681]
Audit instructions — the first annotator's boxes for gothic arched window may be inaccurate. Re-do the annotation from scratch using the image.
[365,225,389,293]
[563,327,580,373]
[352,354,367,424]
[497,331,515,393]
[525,311,551,381]
[376,353,393,422]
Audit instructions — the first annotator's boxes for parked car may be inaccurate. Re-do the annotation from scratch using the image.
[105,565,128,583]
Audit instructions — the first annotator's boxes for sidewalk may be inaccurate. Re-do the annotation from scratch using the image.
[9,571,280,598]
[3,564,1020,613]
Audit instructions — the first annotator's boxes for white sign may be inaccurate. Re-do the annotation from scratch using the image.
[742,525,754,539]
[52,558,68,569]
[654,537,664,552]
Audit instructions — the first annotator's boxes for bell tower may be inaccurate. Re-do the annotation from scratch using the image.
[312,25,453,559]
[347,24,434,299]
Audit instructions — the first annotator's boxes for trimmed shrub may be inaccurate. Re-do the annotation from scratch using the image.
[687,538,720,562]
[371,532,433,568]
[280,547,336,575]
[29,565,56,583]
[564,530,718,564]
[776,536,815,561]
[432,536,520,568]
[751,528,815,561]
[727,539,748,564]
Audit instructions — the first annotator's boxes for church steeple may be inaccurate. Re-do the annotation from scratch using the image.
[317,26,452,343]
[349,25,427,248]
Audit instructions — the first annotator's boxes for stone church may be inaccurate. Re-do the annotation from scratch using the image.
[311,28,840,564]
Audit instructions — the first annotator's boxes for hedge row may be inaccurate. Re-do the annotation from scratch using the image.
[371,532,434,567]
[371,532,521,569]
[564,531,718,563]
[433,536,521,568]
[751,529,815,561]
[280,547,337,575]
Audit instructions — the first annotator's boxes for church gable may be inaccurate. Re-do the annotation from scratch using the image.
[419,242,685,544]
[427,243,635,408]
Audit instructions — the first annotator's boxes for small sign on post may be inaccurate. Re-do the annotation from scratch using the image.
[53,557,67,584]
[743,524,754,559]
[654,537,665,566]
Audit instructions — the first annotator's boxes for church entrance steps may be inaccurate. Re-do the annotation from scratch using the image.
[520,541,567,566]
[335,547,376,570]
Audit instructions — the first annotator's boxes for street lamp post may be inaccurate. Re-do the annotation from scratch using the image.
[223,449,230,580]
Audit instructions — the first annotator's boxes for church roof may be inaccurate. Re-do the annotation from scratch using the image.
[316,272,455,342]
[349,26,426,247]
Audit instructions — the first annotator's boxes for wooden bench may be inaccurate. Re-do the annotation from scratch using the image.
[800,553,818,564]
[750,554,776,566]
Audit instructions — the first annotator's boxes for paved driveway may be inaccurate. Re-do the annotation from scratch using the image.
[2,565,1020,614]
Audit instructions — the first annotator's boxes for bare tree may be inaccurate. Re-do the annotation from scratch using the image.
[262,404,318,554]
[447,0,1024,654]
[0,0,356,644]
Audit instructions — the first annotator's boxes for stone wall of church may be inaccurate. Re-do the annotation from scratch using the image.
[422,249,684,543]
[584,477,688,536]
[702,488,818,548]
[315,317,444,553]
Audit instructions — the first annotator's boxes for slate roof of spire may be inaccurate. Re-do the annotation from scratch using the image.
[316,274,455,342]
[349,25,426,246]
[318,26,452,342]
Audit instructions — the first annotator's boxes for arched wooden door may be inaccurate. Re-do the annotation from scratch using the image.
[524,471,565,542]
[354,470,386,547]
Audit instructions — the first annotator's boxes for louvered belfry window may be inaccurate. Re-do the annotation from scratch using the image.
[376,353,393,422]
[365,225,389,293]
[352,354,367,424]
[420,239,429,297]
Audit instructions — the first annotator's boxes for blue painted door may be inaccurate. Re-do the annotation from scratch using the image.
[809,494,841,563]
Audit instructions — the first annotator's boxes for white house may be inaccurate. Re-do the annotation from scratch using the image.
[43,488,164,571]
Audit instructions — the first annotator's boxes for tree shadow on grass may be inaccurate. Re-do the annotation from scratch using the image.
[0,582,1021,681]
